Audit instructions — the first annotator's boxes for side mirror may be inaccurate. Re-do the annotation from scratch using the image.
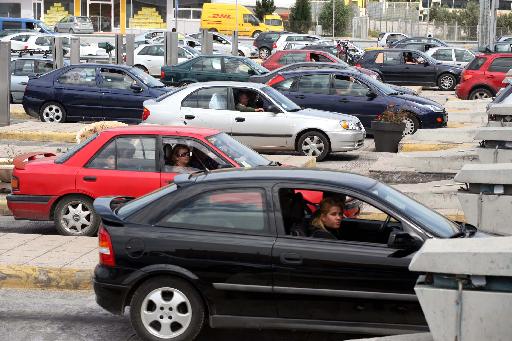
[248,69,256,76]
[131,83,143,92]
[366,90,377,98]
[266,105,280,114]
[387,231,422,251]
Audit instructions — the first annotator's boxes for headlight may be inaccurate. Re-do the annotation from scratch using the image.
[423,104,444,112]
[341,120,359,130]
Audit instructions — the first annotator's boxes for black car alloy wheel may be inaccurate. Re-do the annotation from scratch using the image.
[437,73,456,91]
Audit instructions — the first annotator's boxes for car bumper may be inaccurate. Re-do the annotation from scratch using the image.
[22,96,44,119]
[455,83,469,100]
[7,194,56,221]
[74,28,94,34]
[327,130,366,152]
[94,280,129,315]
[420,111,448,129]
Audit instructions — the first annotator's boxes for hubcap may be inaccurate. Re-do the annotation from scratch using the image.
[60,201,92,234]
[440,76,454,90]
[42,105,63,122]
[141,287,192,339]
[473,91,490,100]
[260,49,270,59]
[301,135,325,157]
[403,117,416,135]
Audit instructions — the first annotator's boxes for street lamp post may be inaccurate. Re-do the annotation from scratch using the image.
[332,0,335,38]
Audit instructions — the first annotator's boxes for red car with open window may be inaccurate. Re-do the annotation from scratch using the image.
[7,126,275,236]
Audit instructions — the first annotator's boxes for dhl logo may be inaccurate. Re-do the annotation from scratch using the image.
[211,13,232,19]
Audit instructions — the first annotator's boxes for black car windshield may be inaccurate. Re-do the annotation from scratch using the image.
[131,67,165,87]
[261,86,301,111]
[245,58,270,74]
[370,182,460,238]
[206,133,270,167]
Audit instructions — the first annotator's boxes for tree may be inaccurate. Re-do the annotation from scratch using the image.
[319,0,352,36]
[289,0,312,34]
[255,0,276,21]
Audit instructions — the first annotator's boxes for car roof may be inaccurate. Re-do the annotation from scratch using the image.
[175,167,378,189]
[186,81,267,89]
[280,68,359,77]
[100,125,220,137]
[64,63,134,70]
[474,52,512,57]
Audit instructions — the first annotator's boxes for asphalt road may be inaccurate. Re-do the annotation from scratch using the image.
[0,288,366,341]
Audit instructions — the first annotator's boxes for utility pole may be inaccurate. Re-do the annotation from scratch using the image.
[332,0,335,38]
[478,0,498,51]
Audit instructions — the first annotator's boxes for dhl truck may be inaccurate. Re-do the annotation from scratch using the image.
[200,3,269,38]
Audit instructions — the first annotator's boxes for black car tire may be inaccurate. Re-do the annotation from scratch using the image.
[54,195,100,236]
[297,131,330,162]
[252,31,262,38]
[208,28,218,32]
[39,102,67,123]
[469,88,493,100]
[130,276,205,341]
[402,114,420,136]
[259,47,271,59]
[437,73,456,91]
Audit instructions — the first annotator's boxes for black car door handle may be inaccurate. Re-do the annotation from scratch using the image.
[295,95,305,99]
[185,115,195,120]
[235,117,245,122]
[83,176,96,182]
[20,81,28,85]
[280,253,302,265]
[339,99,349,103]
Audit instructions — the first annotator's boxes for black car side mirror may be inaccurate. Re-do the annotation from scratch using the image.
[387,231,422,251]
[131,83,143,92]
[266,104,281,114]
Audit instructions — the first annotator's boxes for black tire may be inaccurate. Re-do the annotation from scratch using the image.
[54,195,100,236]
[252,30,261,38]
[130,276,205,341]
[39,101,67,123]
[469,88,493,100]
[259,47,271,59]
[208,28,218,32]
[402,114,420,136]
[134,64,149,73]
[437,73,457,91]
[297,130,330,162]
[69,28,75,34]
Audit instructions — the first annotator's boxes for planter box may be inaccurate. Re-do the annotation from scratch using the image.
[371,120,405,153]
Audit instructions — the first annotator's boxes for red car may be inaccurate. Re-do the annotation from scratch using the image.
[456,53,512,100]
[7,126,274,236]
[262,49,380,79]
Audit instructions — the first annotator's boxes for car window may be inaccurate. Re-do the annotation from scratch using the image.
[374,52,384,64]
[297,74,331,94]
[13,59,34,76]
[100,68,138,90]
[58,67,97,86]
[466,56,486,70]
[11,34,30,42]
[432,49,453,61]
[182,87,229,110]
[3,21,22,29]
[311,53,332,62]
[35,60,53,74]
[224,57,252,75]
[278,52,307,64]
[333,75,369,96]
[162,136,229,172]
[35,36,51,46]
[273,77,296,91]
[384,51,402,65]
[87,136,157,172]
[455,50,473,62]
[156,189,267,233]
[488,57,512,73]
[138,46,150,55]
[146,45,164,56]
[191,57,222,71]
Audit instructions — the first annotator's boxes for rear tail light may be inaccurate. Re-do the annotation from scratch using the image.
[355,63,362,68]
[11,176,19,191]
[142,107,150,121]
[266,74,285,87]
[272,42,277,49]
[161,70,165,79]
[253,40,257,47]
[24,45,28,50]
[98,225,115,267]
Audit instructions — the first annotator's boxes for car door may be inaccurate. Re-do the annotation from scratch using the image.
[485,57,512,90]
[54,66,102,120]
[287,74,334,112]
[332,74,388,129]
[147,184,277,318]
[189,56,223,82]
[180,86,234,133]
[99,67,150,123]
[145,45,165,75]
[230,87,293,150]
[432,48,455,66]
[375,51,403,83]
[403,51,436,84]
[454,49,474,67]
[271,183,425,329]
[76,135,160,198]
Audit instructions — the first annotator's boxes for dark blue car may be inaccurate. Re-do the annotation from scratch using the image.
[269,69,448,134]
[23,64,171,123]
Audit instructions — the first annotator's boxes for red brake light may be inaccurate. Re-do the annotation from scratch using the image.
[161,70,165,79]
[142,107,150,121]
[272,42,277,49]
[355,63,362,68]
[267,74,285,87]
[98,226,115,267]
[24,45,28,50]
[253,40,257,47]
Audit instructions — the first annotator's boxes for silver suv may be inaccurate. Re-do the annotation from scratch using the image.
[54,16,94,34]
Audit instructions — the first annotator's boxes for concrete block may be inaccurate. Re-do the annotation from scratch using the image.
[457,192,512,235]
[415,286,512,341]
[474,126,512,141]
[454,163,512,184]
[410,236,512,276]
[444,98,491,113]
[477,147,512,163]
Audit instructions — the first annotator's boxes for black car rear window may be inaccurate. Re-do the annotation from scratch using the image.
[466,56,486,70]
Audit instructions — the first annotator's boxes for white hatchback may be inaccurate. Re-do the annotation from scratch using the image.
[143,81,365,161]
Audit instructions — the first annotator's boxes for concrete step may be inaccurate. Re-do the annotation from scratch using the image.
[399,127,479,152]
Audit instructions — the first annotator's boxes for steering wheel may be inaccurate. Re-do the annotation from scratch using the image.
[379,214,392,233]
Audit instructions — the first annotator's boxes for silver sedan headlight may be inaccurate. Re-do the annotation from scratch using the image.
[340,120,361,130]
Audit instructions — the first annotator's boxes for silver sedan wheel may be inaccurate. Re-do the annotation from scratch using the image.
[403,117,416,135]
[301,135,325,157]
[141,287,192,339]
[439,75,454,90]
[59,201,92,234]
[472,91,491,100]
[42,104,64,122]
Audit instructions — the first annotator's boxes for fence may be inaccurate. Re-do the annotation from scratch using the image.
[367,1,421,21]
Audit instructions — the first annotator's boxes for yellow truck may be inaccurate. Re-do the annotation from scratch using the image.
[200,3,269,38]
[263,13,284,32]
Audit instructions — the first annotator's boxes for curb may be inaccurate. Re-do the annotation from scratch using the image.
[399,142,462,152]
[0,264,92,290]
[0,131,76,143]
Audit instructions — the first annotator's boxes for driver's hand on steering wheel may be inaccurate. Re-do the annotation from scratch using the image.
[255,108,264,112]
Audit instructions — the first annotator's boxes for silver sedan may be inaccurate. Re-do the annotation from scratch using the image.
[143,81,365,161]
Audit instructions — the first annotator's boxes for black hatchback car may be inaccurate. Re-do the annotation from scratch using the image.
[93,168,481,341]
[357,49,463,90]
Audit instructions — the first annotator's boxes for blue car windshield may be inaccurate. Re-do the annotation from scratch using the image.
[355,72,398,95]
[370,182,460,238]
[131,67,165,87]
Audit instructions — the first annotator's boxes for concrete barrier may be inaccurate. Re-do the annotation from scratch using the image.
[475,127,512,163]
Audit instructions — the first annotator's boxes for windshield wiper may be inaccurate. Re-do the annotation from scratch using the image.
[288,108,301,112]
